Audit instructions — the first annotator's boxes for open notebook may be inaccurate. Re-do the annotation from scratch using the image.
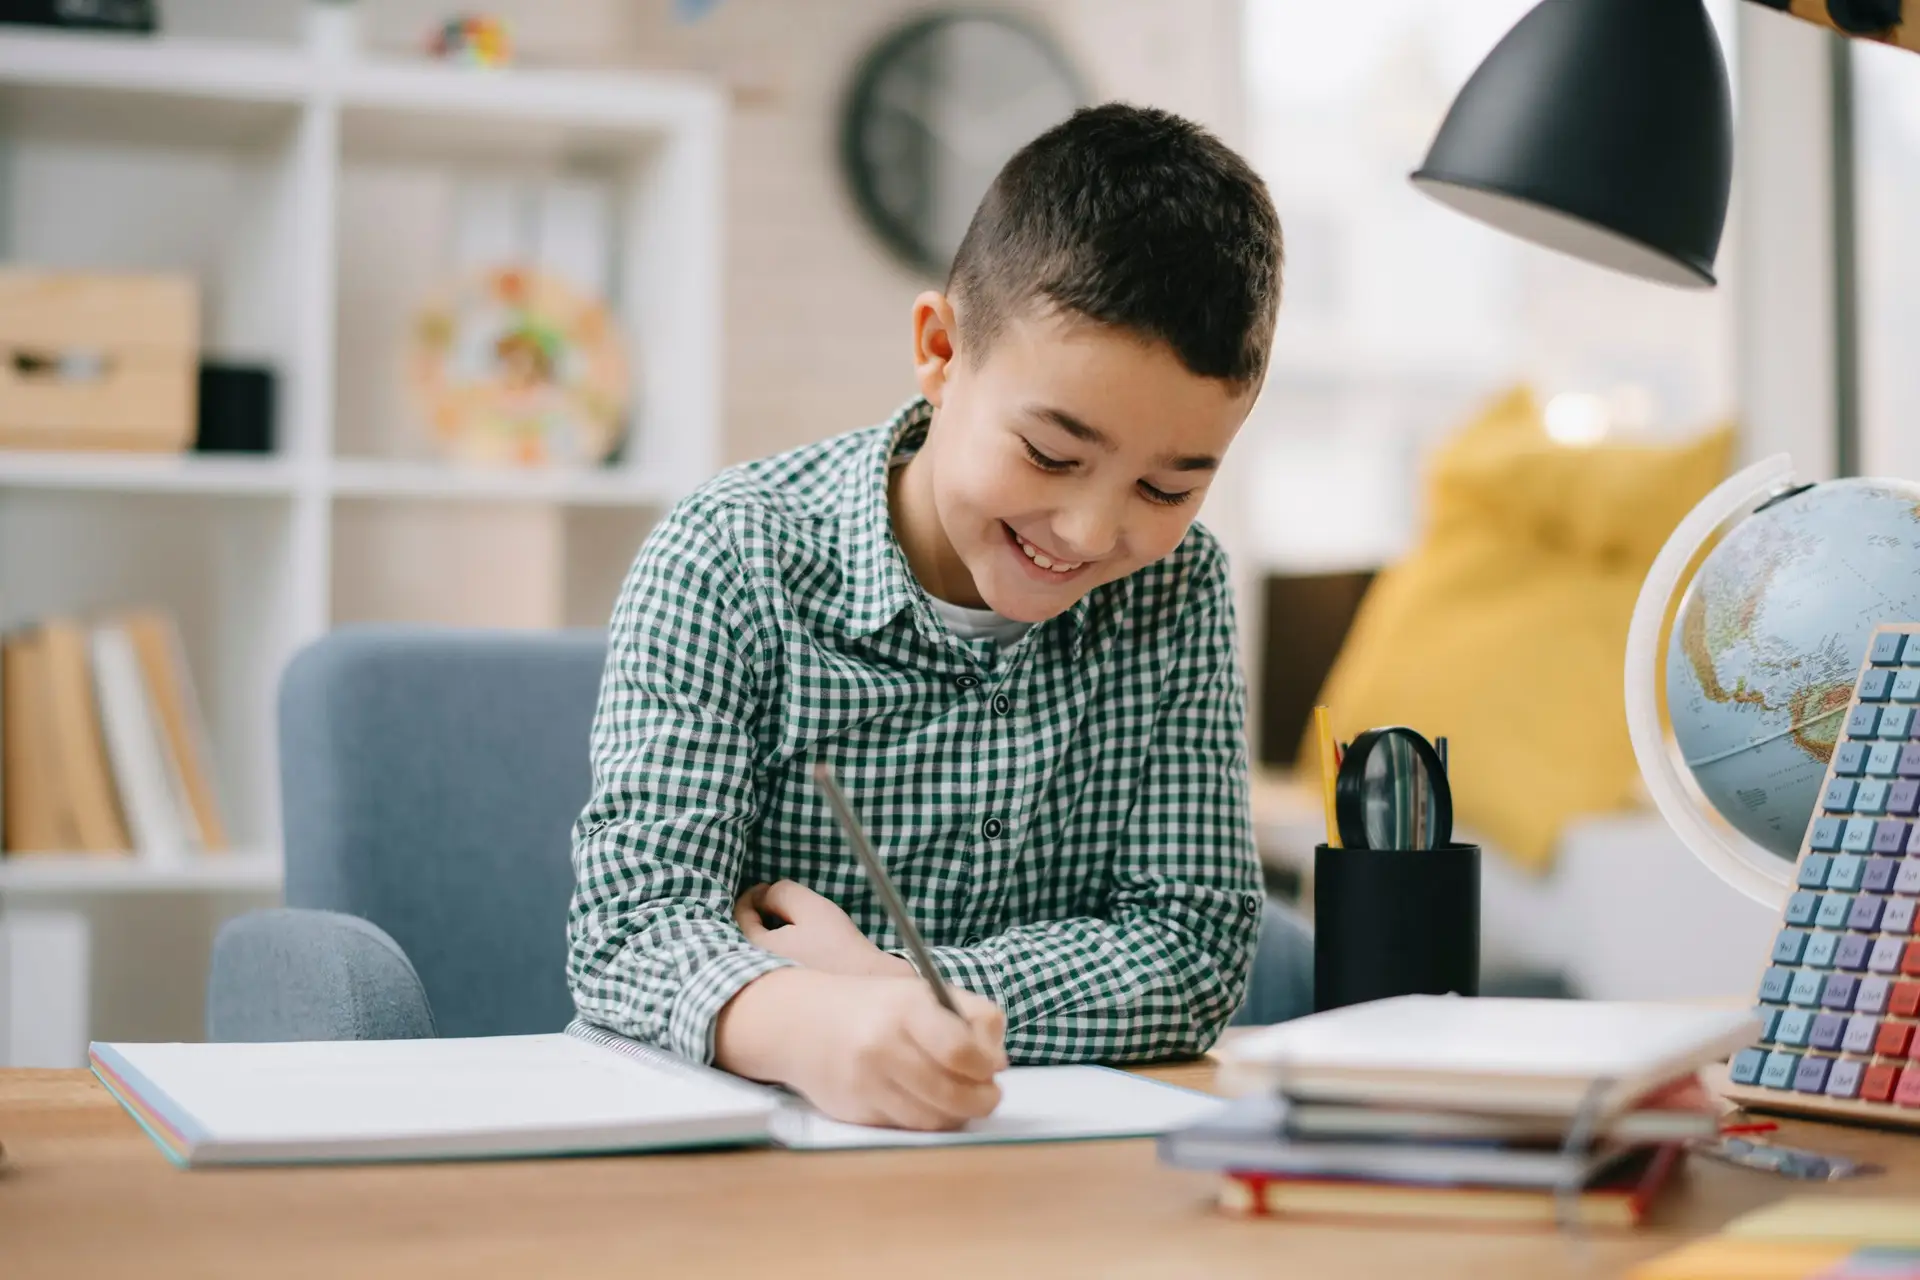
[89,1019,1223,1168]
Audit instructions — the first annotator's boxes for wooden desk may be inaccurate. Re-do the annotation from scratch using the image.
[4,1062,1919,1280]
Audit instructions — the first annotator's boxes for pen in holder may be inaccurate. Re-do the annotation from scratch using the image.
[1312,842,1480,1013]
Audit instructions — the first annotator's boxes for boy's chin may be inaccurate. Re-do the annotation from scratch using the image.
[974,567,1090,625]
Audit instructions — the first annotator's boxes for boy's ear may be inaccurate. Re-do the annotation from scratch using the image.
[911,291,959,407]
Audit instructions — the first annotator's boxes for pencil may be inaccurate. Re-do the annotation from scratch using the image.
[1314,705,1341,850]
[812,761,962,1016]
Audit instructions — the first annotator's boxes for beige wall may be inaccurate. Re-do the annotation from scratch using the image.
[353,0,1246,462]
[165,0,1253,631]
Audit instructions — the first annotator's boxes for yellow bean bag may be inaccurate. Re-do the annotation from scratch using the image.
[1307,387,1733,871]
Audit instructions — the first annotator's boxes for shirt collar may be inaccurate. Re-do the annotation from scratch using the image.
[838,399,929,639]
[837,395,1118,656]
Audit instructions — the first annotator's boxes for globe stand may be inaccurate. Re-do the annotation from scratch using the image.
[1625,453,1800,909]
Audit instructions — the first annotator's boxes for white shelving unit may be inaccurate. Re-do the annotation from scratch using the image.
[0,20,724,1061]
[0,850,284,894]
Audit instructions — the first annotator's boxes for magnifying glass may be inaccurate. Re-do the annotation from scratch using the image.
[1334,726,1454,852]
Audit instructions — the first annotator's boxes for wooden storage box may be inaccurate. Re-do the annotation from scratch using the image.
[0,271,199,452]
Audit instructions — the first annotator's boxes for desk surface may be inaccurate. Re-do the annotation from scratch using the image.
[4,1059,1919,1280]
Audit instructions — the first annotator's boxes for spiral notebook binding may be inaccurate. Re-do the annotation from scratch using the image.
[563,1017,778,1103]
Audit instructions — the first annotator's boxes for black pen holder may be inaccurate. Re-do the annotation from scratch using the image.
[1313,843,1480,1014]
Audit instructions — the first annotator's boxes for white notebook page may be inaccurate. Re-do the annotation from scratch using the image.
[108,1035,775,1145]
[771,1065,1224,1149]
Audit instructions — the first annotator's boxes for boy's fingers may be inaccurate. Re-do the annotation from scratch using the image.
[882,1034,1001,1125]
[904,996,1005,1083]
[757,879,829,924]
[955,991,1009,1072]
[733,893,773,941]
[869,1073,974,1132]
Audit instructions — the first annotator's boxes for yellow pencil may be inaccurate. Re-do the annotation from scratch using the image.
[1314,705,1341,849]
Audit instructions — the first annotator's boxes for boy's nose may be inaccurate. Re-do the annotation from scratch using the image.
[1051,503,1122,562]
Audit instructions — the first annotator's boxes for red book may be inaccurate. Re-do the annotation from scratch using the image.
[1219,1144,1684,1231]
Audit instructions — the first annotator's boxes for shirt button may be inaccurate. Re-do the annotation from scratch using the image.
[991,693,1012,716]
[1243,894,1263,917]
[982,817,1004,840]
[955,675,980,690]
[964,934,983,947]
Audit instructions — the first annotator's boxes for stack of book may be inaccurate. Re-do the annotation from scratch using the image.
[1163,996,1759,1229]
[1,610,228,859]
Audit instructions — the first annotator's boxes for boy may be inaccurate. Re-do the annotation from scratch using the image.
[569,103,1287,1131]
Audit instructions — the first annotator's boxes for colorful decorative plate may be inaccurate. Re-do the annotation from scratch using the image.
[411,266,630,467]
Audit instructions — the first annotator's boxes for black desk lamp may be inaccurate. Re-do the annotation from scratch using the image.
[1412,0,1912,290]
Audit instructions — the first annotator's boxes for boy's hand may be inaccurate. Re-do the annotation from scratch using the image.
[734,879,911,979]
[716,969,1008,1131]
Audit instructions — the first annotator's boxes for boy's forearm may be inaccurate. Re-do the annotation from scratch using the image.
[713,968,824,1085]
[916,902,1259,1064]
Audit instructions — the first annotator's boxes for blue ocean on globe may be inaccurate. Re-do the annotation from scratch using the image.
[1666,478,1920,865]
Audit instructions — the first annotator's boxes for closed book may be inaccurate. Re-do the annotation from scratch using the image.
[1160,1093,1642,1189]
[2,631,72,853]
[90,624,193,859]
[37,620,130,853]
[1220,996,1757,1118]
[1284,1076,1720,1146]
[118,611,224,852]
[1220,1143,1684,1230]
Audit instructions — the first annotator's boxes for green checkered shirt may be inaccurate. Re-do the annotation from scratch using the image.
[568,398,1263,1066]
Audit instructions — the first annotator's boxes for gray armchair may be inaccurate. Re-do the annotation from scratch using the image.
[208,627,1311,1044]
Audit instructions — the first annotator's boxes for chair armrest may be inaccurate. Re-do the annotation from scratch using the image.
[206,908,437,1042]
[1231,899,1315,1027]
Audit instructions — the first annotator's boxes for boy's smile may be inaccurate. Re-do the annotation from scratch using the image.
[1004,520,1092,580]
[892,299,1254,624]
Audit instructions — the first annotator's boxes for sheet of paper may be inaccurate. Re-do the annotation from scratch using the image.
[771,1064,1224,1150]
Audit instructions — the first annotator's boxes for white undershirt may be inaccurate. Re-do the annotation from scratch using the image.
[927,595,1033,650]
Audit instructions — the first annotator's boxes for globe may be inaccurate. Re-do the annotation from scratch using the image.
[1629,465,1920,905]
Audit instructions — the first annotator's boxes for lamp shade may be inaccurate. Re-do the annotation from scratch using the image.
[1410,0,1733,289]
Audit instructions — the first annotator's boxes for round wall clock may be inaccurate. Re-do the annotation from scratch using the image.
[841,12,1086,275]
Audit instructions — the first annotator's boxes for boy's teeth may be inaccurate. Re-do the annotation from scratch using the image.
[1016,532,1080,573]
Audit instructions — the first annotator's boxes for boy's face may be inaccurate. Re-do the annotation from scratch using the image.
[900,295,1253,624]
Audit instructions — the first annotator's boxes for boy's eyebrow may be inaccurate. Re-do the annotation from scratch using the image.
[1032,405,1117,451]
[1029,405,1220,473]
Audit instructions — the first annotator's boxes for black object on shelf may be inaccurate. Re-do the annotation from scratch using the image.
[0,0,158,32]
[1312,842,1481,1014]
[195,363,275,454]
[1410,0,1732,290]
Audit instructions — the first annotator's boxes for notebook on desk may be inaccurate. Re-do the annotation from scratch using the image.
[1218,996,1759,1117]
[89,1019,1223,1168]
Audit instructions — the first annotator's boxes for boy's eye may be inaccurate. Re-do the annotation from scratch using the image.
[1138,481,1194,507]
[1021,439,1074,472]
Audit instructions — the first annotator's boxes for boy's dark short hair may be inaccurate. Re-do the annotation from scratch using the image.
[948,102,1283,391]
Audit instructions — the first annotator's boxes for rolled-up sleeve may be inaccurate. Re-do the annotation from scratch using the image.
[566,506,794,1062]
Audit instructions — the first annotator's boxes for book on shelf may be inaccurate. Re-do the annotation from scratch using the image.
[1,609,228,859]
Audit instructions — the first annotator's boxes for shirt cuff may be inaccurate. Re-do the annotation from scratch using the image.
[905,944,1012,1016]
[668,947,797,1065]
